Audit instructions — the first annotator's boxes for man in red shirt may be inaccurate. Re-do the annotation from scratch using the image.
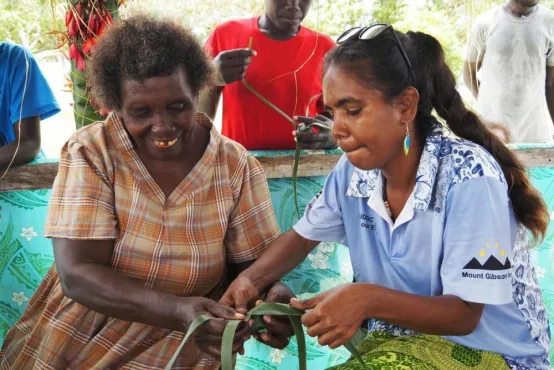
[200,0,336,150]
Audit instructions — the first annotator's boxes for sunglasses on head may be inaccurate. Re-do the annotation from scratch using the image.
[336,24,416,83]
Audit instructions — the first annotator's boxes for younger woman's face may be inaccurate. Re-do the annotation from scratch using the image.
[323,64,409,170]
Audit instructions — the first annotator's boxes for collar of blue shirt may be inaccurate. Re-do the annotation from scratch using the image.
[345,125,446,213]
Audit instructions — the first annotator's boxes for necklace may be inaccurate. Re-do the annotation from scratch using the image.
[382,177,393,219]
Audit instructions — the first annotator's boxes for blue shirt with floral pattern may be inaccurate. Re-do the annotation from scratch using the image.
[294,124,550,369]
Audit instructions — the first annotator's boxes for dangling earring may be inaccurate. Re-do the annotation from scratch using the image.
[403,123,411,156]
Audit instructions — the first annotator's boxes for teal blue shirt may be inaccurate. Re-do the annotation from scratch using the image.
[0,42,60,148]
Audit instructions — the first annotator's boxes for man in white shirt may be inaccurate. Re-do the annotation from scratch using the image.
[463,0,554,143]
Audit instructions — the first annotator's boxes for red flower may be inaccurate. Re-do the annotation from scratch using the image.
[65,8,73,27]
[82,38,97,55]
[103,10,113,25]
[76,4,83,17]
[97,21,107,37]
[68,18,78,37]
[75,49,86,71]
[87,14,97,37]
[68,42,78,60]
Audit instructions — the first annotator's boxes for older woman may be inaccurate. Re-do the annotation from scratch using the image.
[0,15,293,369]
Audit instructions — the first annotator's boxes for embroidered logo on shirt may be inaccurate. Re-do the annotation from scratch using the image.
[461,240,512,280]
[359,214,376,231]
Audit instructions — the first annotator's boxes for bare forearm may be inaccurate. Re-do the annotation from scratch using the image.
[198,87,223,121]
[61,263,182,331]
[546,89,554,125]
[242,230,319,293]
[463,63,479,99]
[0,139,40,171]
[365,284,482,336]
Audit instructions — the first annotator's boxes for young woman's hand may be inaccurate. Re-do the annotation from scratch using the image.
[290,284,369,349]
[219,275,260,314]
[293,114,337,149]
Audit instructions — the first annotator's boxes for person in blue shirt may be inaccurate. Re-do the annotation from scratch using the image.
[0,42,60,171]
[220,25,551,369]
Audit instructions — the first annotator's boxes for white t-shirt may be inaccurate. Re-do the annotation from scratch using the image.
[466,5,554,143]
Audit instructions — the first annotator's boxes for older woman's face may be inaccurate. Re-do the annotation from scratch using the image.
[118,67,197,161]
[323,65,407,170]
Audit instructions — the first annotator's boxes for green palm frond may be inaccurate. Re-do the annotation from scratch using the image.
[164,302,366,370]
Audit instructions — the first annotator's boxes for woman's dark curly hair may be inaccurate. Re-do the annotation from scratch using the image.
[88,14,214,110]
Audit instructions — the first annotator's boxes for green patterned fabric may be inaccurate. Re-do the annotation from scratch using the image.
[328,331,509,370]
[0,170,353,369]
[236,177,353,369]
[1,157,554,370]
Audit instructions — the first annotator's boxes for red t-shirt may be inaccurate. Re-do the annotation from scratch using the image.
[205,18,335,150]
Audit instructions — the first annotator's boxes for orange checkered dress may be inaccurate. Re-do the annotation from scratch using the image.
[0,113,280,369]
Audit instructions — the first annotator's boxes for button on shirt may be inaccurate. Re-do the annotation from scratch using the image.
[294,125,550,369]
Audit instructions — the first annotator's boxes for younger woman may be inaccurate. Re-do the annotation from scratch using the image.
[221,25,551,369]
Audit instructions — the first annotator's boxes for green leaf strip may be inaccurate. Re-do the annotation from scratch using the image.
[293,140,302,217]
[164,314,213,370]
[164,302,367,369]
[344,341,367,368]
[221,320,243,370]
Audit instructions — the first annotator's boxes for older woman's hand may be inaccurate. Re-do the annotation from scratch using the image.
[174,297,251,358]
[250,282,296,349]
[220,278,296,349]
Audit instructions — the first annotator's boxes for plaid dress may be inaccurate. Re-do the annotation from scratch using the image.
[0,113,280,369]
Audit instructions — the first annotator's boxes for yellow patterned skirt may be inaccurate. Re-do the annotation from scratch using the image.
[329,331,509,370]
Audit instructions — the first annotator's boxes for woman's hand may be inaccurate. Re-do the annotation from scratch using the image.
[293,114,337,150]
[219,275,260,314]
[290,284,368,349]
[250,282,296,349]
[174,297,251,358]
[220,278,296,349]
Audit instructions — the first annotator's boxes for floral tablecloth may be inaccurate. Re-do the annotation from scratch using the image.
[0,161,553,369]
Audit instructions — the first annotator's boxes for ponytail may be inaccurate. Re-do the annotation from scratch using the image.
[409,31,549,243]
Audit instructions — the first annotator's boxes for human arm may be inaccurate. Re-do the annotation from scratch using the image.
[198,48,255,121]
[222,162,347,301]
[46,138,247,357]
[219,232,311,350]
[546,66,554,125]
[294,175,514,348]
[463,18,486,99]
[0,116,41,170]
[463,61,481,99]
[290,283,483,349]
[0,44,59,169]
[198,87,223,121]
[54,238,244,334]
